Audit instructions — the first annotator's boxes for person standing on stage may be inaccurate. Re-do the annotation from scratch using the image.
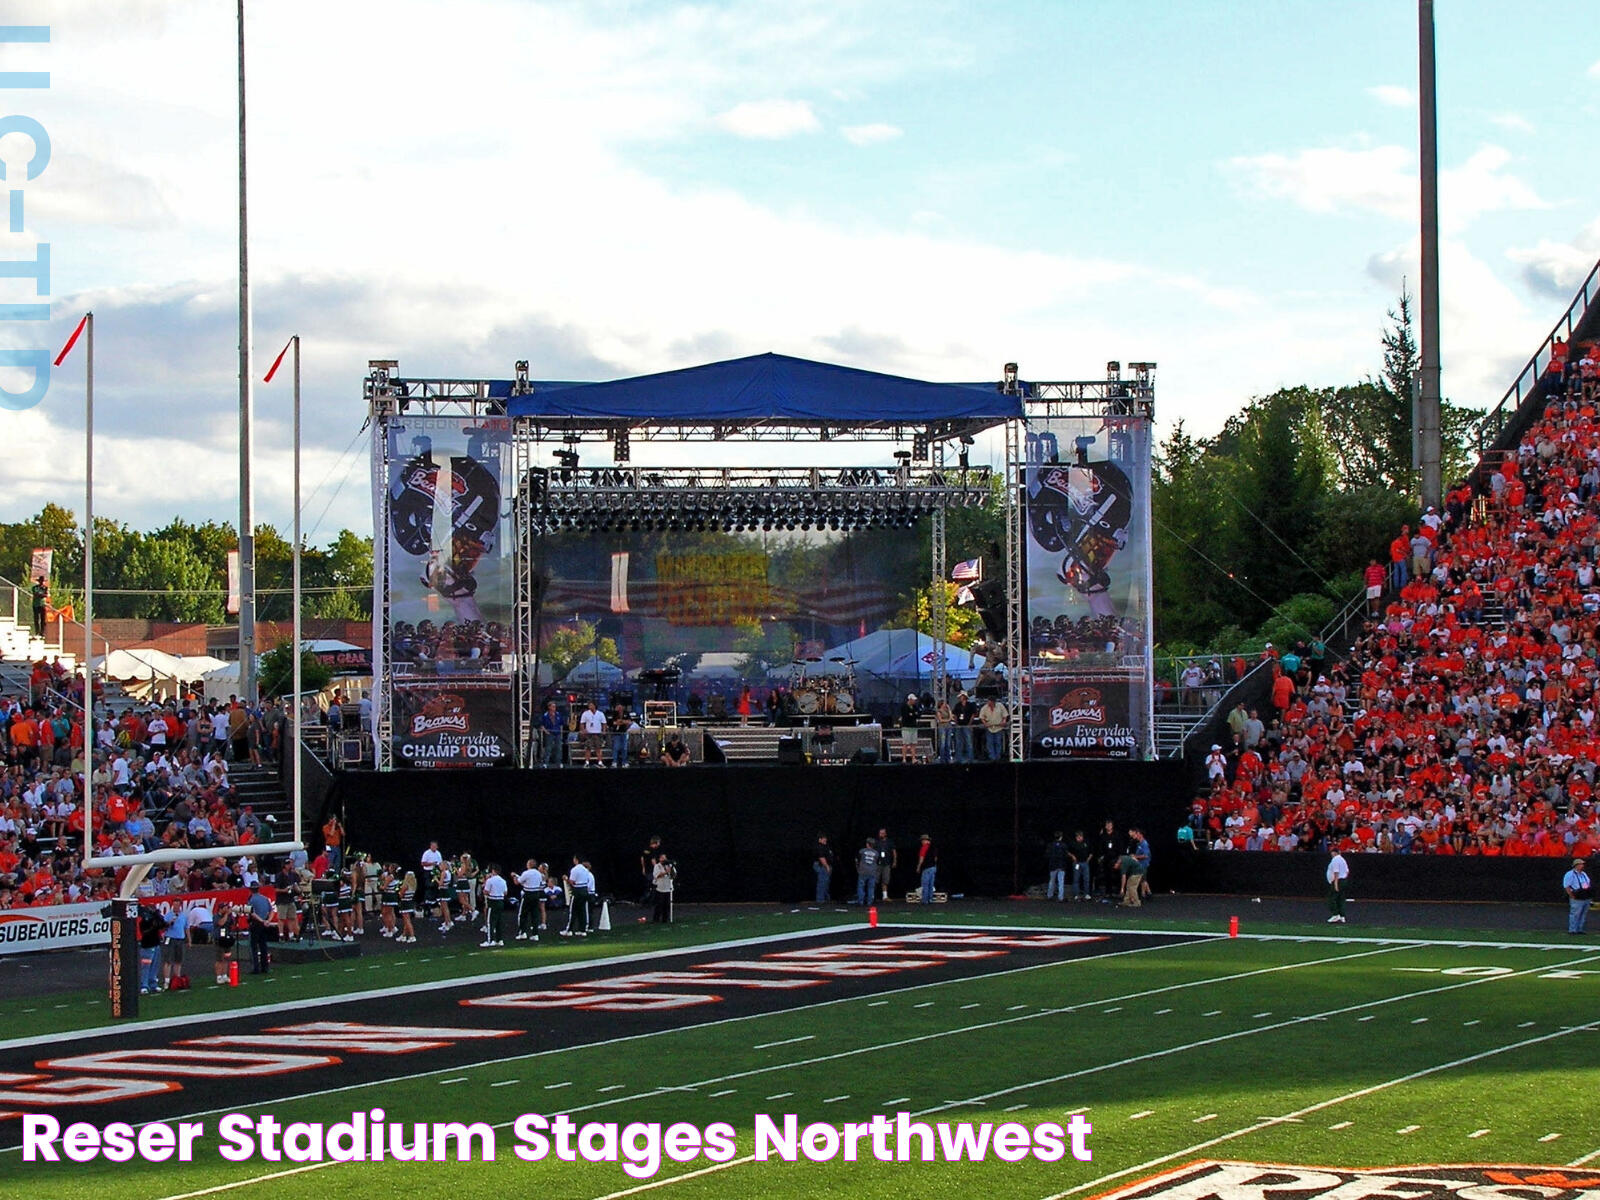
[608,704,632,768]
[539,700,565,767]
[515,858,545,940]
[578,701,606,767]
[952,691,975,763]
[480,864,508,947]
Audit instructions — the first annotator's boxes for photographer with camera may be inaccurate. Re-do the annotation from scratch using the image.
[651,853,676,923]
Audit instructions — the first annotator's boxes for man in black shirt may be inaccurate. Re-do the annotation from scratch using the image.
[1068,830,1094,900]
[639,835,664,904]
[951,692,975,763]
[1096,820,1120,901]
[813,833,835,903]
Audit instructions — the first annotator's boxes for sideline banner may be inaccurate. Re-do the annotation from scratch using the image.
[0,886,276,956]
[0,901,107,955]
[393,678,515,768]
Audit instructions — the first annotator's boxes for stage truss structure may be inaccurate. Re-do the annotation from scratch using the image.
[367,359,1155,767]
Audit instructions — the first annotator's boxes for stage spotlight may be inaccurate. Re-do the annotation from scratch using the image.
[613,427,630,463]
[912,432,929,461]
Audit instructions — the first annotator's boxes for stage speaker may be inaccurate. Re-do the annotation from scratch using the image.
[849,747,879,766]
[969,579,1007,640]
[608,690,635,710]
[777,737,806,766]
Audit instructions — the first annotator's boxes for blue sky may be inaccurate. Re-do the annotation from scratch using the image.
[1,0,1598,538]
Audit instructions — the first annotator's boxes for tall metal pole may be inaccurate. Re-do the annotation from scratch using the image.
[237,0,258,701]
[1416,0,1443,509]
[291,336,302,844]
[81,313,94,875]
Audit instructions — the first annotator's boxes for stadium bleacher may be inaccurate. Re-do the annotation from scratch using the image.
[1194,338,1600,857]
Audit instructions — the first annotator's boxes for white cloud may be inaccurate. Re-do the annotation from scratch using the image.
[714,99,820,139]
[1229,145,1414,219]
[1228,142,1547,235]
[1366,84,1415,108]
[1589,58,1600,79]
[1489,113,1535,135]
[1506,217,1600,300]
[841,122,902,146]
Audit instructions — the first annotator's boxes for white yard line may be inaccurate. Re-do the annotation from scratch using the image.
[1026,1019,1600,1200]
[141,939,1554,1200]
[0,923,876,1052]
[74,934,1347,1165]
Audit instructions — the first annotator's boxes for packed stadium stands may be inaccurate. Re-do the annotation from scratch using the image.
[1193,339,1600,857]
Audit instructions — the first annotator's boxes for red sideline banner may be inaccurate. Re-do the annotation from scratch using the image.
[0,886,277,956]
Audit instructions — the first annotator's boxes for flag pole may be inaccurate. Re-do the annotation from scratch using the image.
[291,336,301,847]
[264,336,301,847]
[51,313,93,873]
[83,312,94,875]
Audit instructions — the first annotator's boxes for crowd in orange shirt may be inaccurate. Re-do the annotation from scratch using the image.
[0,687,285,908]
[1195,344,1600,857]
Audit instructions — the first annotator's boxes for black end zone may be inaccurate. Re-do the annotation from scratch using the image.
[0,926,1203,1144]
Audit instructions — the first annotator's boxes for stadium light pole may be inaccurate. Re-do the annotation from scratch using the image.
[237,0,258,702]
[1416,0,1443,510]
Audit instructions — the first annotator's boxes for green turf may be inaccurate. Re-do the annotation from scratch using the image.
[4,927,1595,1199]
[0,903,1576,1040]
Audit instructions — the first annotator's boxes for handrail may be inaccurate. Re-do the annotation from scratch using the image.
[1475,256,1600,451]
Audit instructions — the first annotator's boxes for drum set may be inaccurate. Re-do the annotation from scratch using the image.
[790,656,858,716]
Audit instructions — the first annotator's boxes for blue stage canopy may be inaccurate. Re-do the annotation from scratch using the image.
[507,353,1021,424]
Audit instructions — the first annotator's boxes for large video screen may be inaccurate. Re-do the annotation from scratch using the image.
[1022,413,1153,759]
[383,415,515,767]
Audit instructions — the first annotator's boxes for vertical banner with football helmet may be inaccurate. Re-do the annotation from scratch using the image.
[1022,413,1153,759]
[384,416,515,767]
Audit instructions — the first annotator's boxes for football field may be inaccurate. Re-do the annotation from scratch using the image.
[1,916,1596,1200]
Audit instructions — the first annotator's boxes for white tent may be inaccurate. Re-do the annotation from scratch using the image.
[559,656,625,687]
[94,649,230,685]
[818,629,957,679]
[886,641,983,684]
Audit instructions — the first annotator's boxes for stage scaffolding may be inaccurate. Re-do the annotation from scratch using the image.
[366,357,1155,768]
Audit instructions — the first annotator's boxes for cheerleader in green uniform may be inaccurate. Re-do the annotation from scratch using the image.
[398,871,418,943]
[379,866,400,939]
[455,853,478,925]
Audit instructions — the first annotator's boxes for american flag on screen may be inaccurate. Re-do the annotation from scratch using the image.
[951,558,982,582]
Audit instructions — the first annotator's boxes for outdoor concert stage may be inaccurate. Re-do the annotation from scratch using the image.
[327,759,1189,904]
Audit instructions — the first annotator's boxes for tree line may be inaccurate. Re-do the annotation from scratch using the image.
[0,507,373,626]
[1153,287,1480,655]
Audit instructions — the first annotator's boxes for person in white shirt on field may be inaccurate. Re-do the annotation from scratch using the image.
[1326,849,1350,924]
[562,856,596,936]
